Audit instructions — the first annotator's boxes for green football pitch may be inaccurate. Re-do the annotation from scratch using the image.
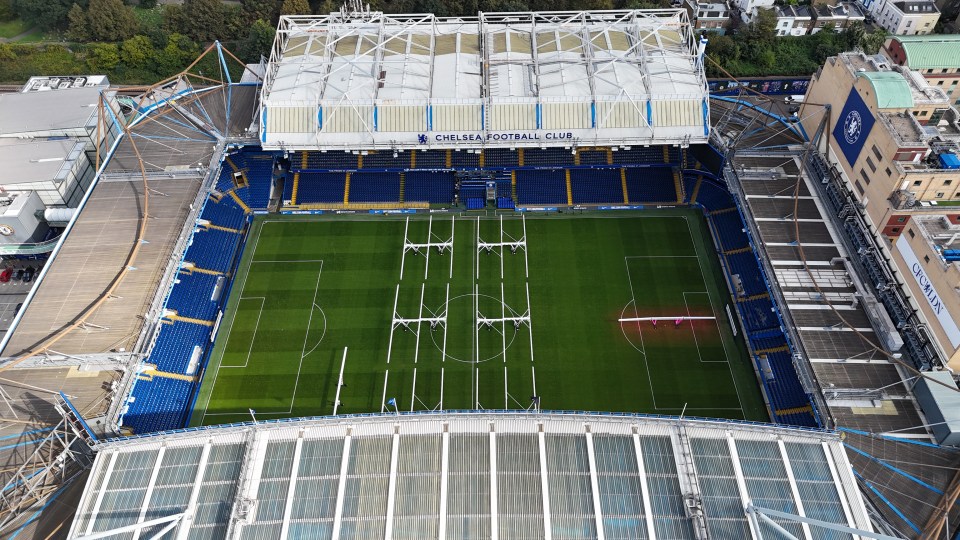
[189,210,767,426]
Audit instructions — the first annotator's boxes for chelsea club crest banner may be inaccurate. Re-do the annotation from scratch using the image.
[832,89,875,167]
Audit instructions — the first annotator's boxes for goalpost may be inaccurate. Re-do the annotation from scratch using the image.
[476,214,528,280]
[400,215,455,280]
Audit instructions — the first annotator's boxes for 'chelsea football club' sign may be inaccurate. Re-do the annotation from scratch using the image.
[832,89,875,167]
[896,235,960,347]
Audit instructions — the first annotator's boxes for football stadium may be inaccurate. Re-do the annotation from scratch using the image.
[0,7,959,540]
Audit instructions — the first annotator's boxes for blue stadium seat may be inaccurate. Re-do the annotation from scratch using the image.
[467,198,486,210]
[516,170,566,205]
[711,212,750,252]
[497,197,515,210]
[569,169,622,204]
[611,146,669,165]
[282,173,295,202]
[123,377,194,434]
[148,321,212,374]
[303,151,355,170]
[244,154,274,209]
[413,150,446,169]
[625,167,676,203]
[695,180,733,212]
[297,173,346,204]
[185,228,240,273]
[726,251,766,296]
[484,148,519,168]
[405,172,455,204]
[523,148,574,167]
[166,272,221,321]
[360,151,408,170]
[349,173,400,203]
[215,165,235,193]
[450,151,480,169]
[201,197,246,232]
[577,149,609,165]
[737,298,777,333]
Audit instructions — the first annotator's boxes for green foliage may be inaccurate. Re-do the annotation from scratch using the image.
[139,0,157,7]
[12,0,79,30]
[0,42,15,61]
[281,0,312,15]
[0,0,13,22]
[157,32,198,74]
[860,26,887,54]
[87,41,120,70]
[239,19,275,62]
[242,0,277,24]
[66,4,88,42]
[120,34,154,68]
[86,0,139,42]
[181,0,226,42]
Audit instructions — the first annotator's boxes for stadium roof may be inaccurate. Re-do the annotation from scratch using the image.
[0,139,86,186]
[0,87,104,138]
[857,72,914,109]
[69,412,873,540]
[260,9,710,150]
[888,34,960,70]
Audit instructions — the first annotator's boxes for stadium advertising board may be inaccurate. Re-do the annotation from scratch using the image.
[831,89,875,167]
[897,235,960,347]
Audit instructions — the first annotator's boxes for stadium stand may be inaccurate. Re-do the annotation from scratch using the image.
[296,173,347,204]
[200,197,246,232]
[725,251,767,297]
[411,149,446,169]
[569,168,623,204]
[166,272,221,321]
[184,228,241,273]
[243,154,274,209]
[405,171,455,204]
[449,150,480,169]
[122,377,194,434]
[360,151,408,170]
[625,167,676,203]
[515,169,567,205]
[348,172,401,203]
[304,150,352,169]
[282,172,295,202]
[524,147,574,167]
[147,321,212,375]
[577,149,610,165]
[484,148,520,168]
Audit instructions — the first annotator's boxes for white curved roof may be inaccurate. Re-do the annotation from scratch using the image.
[68,412,872,540]
[259,10,710,150]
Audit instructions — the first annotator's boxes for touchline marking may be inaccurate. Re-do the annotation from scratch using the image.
[206,261,324,418]
[198,219,266,424]
[682,216,746,415]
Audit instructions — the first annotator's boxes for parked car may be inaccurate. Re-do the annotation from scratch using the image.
[12,269,22,281]
[22,267,34,283]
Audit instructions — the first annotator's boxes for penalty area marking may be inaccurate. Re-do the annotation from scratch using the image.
[202,261,326,418]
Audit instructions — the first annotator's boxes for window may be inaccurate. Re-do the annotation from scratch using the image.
[909,228,916,238]
[938,80,945,86]
[866,156,877,172]
[886,167,892,176]
[892,227,901,233]
[860,168,872,184]
[914,180,923,186]
[925,255,931,263]
[937,192,945,198]
[943,69,950,74]
[946,180,953,186]
[855,180,866,195]
[921,110,929,117]
[897,216,907,222]
[872,145,883,160]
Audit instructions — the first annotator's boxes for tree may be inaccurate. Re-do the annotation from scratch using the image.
[12,0,79,30]
[157,33,198,74]
[86,0,138,41]
[181,0,226,42]
[0,43,16,62]
[241,0,276,25]
[705,33,740,65]
[860,27,887,54]
[121,34,154,68]
[87,42,120,70]
[139,0,157,7]
[841,20,865,50]
[239,19,275,62]
[0,0,14,22]
[66,4,89,42]
[280,0,312,15]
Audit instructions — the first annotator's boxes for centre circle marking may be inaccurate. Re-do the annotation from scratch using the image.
[429,293,522,363]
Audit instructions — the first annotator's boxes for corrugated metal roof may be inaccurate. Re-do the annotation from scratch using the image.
[892,35,960,70]
[857,71,915,109]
